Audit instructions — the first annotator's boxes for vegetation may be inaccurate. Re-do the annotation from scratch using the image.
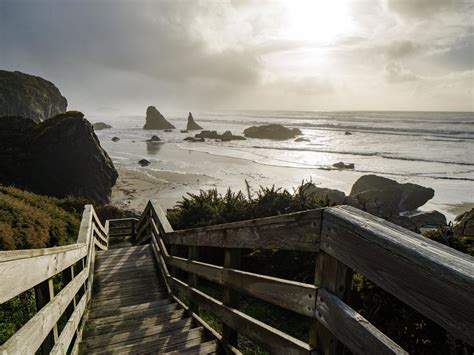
[0,186,134,344]
[168,184,473,354]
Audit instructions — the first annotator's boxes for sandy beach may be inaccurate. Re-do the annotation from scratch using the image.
[109,142,473,221]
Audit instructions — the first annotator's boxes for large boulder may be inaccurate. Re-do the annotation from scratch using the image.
[244,124,302,140]
[186,112,203,130]
[300,183,347,206]
[453,208,474,237]
[0,70,67,123]
[403,210,447,230]
[349,175,434,217]
[143,106,175,130]
[0,111,118,203]
[93,122,112,130]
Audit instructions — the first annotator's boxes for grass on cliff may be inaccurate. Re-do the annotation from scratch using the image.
[0,186,135,344]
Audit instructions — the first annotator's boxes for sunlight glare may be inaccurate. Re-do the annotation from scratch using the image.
[281,0,354,43]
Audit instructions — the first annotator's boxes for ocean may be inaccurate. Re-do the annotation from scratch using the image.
[91,110,474,220]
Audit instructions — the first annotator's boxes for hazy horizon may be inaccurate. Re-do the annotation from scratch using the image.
[1,0,473,113]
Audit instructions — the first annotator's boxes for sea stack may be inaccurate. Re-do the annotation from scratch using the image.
[143,106,175,130]
[186,112,203,130]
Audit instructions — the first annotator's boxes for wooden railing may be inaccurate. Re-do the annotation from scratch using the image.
[135,200,474,354]
[0,205,108,354]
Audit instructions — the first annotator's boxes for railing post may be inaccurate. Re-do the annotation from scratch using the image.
[187,246,199,313]
[309,252,353,354]
[222,247,241,347]
[62,265,76,319]
[131,219,136,240]
[34,278,58,354]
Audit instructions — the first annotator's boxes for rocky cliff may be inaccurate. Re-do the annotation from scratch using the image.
[0,111,118,203]
[0,70,67,122]
[143,106,175,130]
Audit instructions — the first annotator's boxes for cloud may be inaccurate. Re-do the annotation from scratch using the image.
[384,62,419,83]
[385,40,422,59]
[386,0,470,18]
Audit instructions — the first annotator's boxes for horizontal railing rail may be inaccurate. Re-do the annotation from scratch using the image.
[107,217,138,239]
[0,205,109,354]
[135,200,474,354]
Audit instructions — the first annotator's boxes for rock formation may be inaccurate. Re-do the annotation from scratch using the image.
[146,135,161,142]
[0,111,118,203]
[111,137,120,142]
[143,106,175,130]
[301,175,442,231]
[244,124,302,140]
[0,70,67,122]
[195,130,246,141]
[332,162,355,169]
[186,112,203,130]
[454,208,474,237]
[350,175,434,216]
[93,122,112,130]
[295,137,310,142]
[138,159,151,167]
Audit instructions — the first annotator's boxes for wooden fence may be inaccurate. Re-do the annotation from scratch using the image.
[1,199,473,354]
[0,205,108,354]
[135,200,474,354]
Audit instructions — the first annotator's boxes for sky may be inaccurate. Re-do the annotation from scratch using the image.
[1,0,473,113]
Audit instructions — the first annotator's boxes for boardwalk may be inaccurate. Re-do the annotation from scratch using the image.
[0,201,473,354]
[80,245,217,353]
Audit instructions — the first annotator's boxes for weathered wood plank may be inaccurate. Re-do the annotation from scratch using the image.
[315,288,406,355]
[84,318,193,349]
[166,255,317,317]
[322,205,474,346]
[50,293,87,354]
[309,252,352,354]
[0,244,87,303]
[222,248,241,346]
[164,209,322,251]
[84,309,186,337]
[1,268,88,353]
[169,277,313,354]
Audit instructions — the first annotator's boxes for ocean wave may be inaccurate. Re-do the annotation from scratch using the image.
[250,145,474,167]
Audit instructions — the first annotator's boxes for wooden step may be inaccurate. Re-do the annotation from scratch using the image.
[84,309,186,337]
[86,303,179,326]
[83,317,194,350]
[94,267,157,283]
[93,288,167,303]
[93,284,165,300]
[90,299,173,319]
[162,339,219,354]
[95,259,156,273]
[96,245,150,256]
[93,274,162,288]
[86,327,206,354]
[91,291,165,309]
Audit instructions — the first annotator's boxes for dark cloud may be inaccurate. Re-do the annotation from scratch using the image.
[386,0,471,18]
[0,0,261,110]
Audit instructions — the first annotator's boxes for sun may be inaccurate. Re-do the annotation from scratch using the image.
[280,0,355,44]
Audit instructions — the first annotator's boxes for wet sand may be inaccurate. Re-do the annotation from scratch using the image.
[109,142,471,221]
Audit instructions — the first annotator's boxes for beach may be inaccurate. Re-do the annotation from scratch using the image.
[91,110,474,221]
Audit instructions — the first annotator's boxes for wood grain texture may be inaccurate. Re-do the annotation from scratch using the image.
[164,209,322,251]
[50,293,87,354]
[167,255,317,317]
[315,288,406,355]
[169,277,313,354]
[322,205,474,345]
[0,244,87,303]
[1,268,88,353]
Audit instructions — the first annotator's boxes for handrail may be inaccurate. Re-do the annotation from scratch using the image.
[0,204,108,354]
[135,199,474,354]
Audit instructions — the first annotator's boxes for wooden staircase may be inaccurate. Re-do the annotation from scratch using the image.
[79,245,218,354]
[1,201,472,354]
